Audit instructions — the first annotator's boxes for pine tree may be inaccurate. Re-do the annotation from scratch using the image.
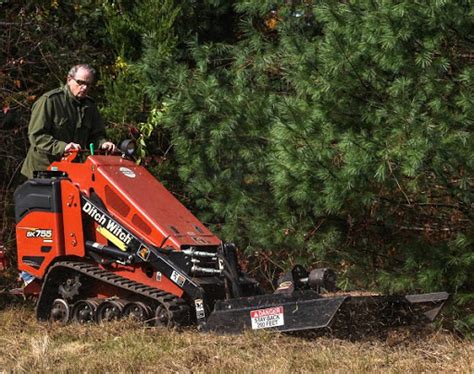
[105,0,473,334]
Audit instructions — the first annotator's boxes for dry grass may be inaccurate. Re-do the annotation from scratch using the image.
[0,305,472,373]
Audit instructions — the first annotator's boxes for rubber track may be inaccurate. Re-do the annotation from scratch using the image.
[37,260,190,327]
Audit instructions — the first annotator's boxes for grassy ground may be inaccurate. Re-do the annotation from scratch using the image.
[0,304,472,373]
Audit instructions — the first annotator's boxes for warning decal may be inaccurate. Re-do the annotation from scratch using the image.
[250,306,284,330]
[170,270,186,287]
[137,245,151,261]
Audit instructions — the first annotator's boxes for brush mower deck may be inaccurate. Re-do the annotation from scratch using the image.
[204,290,449,334]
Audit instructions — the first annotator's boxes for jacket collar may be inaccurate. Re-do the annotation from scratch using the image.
[63,84,81,104]
[63,84,93,105]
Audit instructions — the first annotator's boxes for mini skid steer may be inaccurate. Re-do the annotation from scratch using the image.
[13,142,449,335]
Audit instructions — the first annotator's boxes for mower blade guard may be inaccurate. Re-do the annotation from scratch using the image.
[204,291,347,334]
[326,292,450,337]
[203,291,449,335]
[405,291,450,321]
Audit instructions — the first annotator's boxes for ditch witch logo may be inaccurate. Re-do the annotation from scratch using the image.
[82,201,133,246]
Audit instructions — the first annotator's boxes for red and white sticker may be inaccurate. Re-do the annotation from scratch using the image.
[250,306,284,330]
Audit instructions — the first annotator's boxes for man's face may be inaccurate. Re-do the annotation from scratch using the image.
[67,67,94,99]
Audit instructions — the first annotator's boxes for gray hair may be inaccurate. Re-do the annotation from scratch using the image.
[67,64,97,81]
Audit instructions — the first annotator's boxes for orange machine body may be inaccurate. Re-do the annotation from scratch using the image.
[52,154,221,251]
[15,153,222,299]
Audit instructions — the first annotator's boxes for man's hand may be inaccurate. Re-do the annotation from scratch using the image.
[64,142,81,153]
[100,141,117,153]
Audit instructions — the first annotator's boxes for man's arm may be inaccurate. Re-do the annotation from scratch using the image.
[28,97,67,156]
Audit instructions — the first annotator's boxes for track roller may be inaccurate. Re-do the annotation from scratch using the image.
[96,299,127,323]
[154,303,174,327]
[50,299,71,324]
[72,299,101,323]
[153,295,190,328]
[123,301,152,322]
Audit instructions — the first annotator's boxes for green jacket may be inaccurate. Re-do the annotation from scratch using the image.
[21,85,107,178]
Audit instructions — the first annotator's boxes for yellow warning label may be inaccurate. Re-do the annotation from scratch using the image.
[96,226,127,251]
[137,245,150,261]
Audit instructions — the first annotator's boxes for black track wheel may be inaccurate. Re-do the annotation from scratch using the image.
[96,299,126,323]
[72,299,100,324]
[154,303,174,327]
[123,302,152,322]
[50,299,70,324]
[153,295,190,328]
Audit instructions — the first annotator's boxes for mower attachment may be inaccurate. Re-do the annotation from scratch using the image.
[203,291,449,335]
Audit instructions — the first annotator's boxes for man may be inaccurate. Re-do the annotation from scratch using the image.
[18,64,117,286]
[21,64,116,178]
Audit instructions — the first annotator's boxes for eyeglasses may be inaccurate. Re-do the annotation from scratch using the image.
[71,77,93,87]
